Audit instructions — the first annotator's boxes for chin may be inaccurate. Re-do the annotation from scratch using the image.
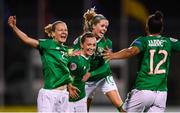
[87,53,93,56]
[98,34,104,38]
[60,39,66,43]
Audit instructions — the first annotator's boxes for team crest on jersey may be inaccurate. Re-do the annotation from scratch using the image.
[170,38,178,42]
[97,47,104,53]
[70,63,77,71]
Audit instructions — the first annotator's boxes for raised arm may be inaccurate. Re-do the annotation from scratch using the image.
[103,46,140,60]
[8,16,39,48]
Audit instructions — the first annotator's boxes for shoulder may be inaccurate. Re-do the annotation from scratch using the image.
[69,56,80,71]
[169,37,179,42]
[104,35,112,42]
[160,36,179,43]
[103,36,112,46]
[69,56,80,62]
[39,38,48,42]
[131,36,144,44]
[39,38,54,44]
[38,38,53,49]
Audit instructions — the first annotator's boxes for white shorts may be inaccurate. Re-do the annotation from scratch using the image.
[123,89,167,112]
[69,97,87,113]
[37,88,69,112]
[85,75,118,98]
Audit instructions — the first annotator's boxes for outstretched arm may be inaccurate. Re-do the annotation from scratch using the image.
[103,46,140,60]
[8,16,39,48]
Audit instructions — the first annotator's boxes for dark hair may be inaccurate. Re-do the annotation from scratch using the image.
[147,11,163,34]
[81,32,96,44]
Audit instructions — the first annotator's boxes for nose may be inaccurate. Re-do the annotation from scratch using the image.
[62,30,68,35]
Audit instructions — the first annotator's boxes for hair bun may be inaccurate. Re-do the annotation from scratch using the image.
[154,11,163,20]
[83,8,97,22]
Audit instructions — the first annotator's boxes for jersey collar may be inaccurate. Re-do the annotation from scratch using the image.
[81,54,89,60]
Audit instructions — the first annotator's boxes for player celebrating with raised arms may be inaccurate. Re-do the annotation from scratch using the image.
[8,16,78,112]
[103,11,180,112]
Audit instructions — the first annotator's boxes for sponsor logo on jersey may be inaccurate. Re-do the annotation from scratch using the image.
[70,63,77,71]
[148,40,166,47]
[97,47,104,53]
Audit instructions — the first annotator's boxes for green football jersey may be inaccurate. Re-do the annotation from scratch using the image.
[38,39,72,89]
[73,36,112,81]
[131,35,180,91]
[68,55,90,102]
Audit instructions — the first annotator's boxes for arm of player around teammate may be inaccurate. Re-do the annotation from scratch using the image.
[8,16,39,48]
[82,62,111,82]
[67,83,80,99]
[103,46,140,60]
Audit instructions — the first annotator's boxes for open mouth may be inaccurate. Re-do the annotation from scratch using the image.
[87,48,95,54]
[98,31,105,37]
[60,35,67,39]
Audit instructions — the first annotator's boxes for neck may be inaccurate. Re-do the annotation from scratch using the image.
[81,50,89,57]
[53,38,63,45]
[148,33,160,36]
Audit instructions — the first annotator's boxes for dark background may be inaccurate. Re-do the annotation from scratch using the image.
[1,0,180,108]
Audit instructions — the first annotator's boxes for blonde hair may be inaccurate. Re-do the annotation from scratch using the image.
[44,21,65,37]
[83,7,107,31]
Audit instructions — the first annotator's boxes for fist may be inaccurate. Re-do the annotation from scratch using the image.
[8,16,16,28]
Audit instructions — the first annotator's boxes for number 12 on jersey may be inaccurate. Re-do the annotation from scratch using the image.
[148,49,168,74]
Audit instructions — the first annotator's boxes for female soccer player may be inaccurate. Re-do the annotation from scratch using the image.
[8,16,77,112]
[68,32,96,113]
[73,8,124,112]
[103,11,180,112]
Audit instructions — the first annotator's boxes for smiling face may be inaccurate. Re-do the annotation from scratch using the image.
[53,22,68,44]
[92,19,109,39]
[81,36,97,57]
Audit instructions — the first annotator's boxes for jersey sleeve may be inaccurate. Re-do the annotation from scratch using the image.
[38,39,49,50]
[72,36,81,50]
[170,37,180,52]
[90,62,110,77]
[106,38,113,50]
[130,37,145,51]
[68,57,79,74]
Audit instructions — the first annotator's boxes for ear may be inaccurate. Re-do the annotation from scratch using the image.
[80,43,83,49]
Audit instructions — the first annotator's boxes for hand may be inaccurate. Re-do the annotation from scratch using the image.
[82,72,91,82]
[103,48,113,61]
[8,16,16,28]
[69,50,81,56]
[67,83,80,99]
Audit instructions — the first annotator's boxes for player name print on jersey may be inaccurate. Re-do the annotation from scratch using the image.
[148,39,166,47]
